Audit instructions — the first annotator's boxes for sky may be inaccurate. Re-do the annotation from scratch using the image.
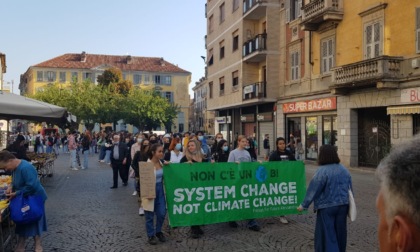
[1,0,207,96]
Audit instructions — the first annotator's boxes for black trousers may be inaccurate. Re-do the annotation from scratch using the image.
[111,162,128,187]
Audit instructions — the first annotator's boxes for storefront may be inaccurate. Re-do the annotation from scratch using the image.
[281,97,337,160]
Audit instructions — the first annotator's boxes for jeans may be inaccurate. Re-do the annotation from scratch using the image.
[315,205,348,252]
[37,144,44,153]
[83,150,89,168]
[46,145,53,153]
[63,144,69,153]
[70,149,77,168]
[145,182,166,237]
[104,150,111,163]
[99,146,106,160]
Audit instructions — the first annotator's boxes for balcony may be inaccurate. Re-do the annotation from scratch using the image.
[242,33,267,63]
[243,82,266,101]
[243,0,267,20]
[330,56,404,94]
[301,0,343,31]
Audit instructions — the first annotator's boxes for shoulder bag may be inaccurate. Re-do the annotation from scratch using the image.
[9,193,44,225]
[348,188,357,222]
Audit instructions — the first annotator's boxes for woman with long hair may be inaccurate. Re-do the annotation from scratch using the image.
[227,135,261,231]
[165,136,183,163]
[180,139,206,238]
[142,143,167,245]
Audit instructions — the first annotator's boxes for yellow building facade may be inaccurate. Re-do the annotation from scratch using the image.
[277,0,420,167]
[20,53,191,133]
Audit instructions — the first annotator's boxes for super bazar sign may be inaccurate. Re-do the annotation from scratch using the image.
[283,97,336,113]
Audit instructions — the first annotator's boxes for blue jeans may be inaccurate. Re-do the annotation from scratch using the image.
[99,146,106,160]
[315,205,348,252]
[70,149,77,168]
[83,150,89,168]
[46,145,53,153]
[104,150,111,163]
[145,182,166,237]
[37,144,44,153]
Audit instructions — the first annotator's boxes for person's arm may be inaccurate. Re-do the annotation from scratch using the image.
[13,166,39,197]
[268,151,277,161]
[227,151,235,163]
[300,169,327,209]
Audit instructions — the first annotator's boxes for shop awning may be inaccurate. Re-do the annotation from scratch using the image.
[387,105,420,115]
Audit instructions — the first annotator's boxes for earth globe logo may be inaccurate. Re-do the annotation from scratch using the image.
[255,166,267,182]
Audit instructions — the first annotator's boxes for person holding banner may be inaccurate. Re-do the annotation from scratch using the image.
[228,135,261,232]
[180,139,208,239]
[142,143,167,245]
[269,137,296,224]
[132,139,151,216]
[297,145,352,252]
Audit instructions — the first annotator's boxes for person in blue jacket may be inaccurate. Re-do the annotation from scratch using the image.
[297,145,352,252]
[0,150,47,252]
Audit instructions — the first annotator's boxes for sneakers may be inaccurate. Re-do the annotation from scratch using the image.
[248,224,261,232]
[99,160,104,163]
[156,232,166,242]
[148,236,158,245]
[71,167,78,171]
[132,191,137,196]
[81,166,86,170]
[139,208,145,216]
[228,221,238,228]
[279,216,289,224]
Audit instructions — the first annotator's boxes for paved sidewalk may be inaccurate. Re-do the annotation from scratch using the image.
[24,152,379,251]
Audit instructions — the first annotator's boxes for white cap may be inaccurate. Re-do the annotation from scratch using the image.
[164,134,171,138]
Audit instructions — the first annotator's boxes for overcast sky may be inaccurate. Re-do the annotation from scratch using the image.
[1,0,207,96]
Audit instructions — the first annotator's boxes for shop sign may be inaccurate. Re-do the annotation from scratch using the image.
[401,88,420,103]
[241,114,255,122]
[216,117,227,123]
[257,113,273,121]
[243,85,254,94]
[282,97,337,114]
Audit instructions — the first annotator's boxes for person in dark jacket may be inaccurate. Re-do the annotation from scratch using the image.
[269,137,296,162]
[213,139,230,163]
[6,135,30,161]
[110,134,129,189]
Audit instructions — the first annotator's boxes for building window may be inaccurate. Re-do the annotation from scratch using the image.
[364,21,382,59]
[208,48,214,66]
[59,72,66,83]
[233,35,239,51]
[144,75,150,84]
[209,82,213,99]
[46,71,56,82]
[321,37,335,74]
[291,51,300,81]
[286,0,302,22]
[37,71,43,82]
[164,92,173,103]
[219,77,225,96]
[233,0,239,12]
[417,8,420,53]
[163,76,172,85]
[154,75,161,84]
[232,71,239,90]
[133,74,142,84]
[122,73,127,80]
[220,41,225,60]
[322,115,337,147]
[71,72,78,82]
[220,2,225,23]
[209,15,214,33]
[83,72,93,82]
[305,116,318,160]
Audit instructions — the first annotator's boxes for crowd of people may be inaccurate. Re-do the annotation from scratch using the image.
[3,128,420,251]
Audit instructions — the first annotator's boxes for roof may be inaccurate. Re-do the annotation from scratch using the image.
[33,53,190,74]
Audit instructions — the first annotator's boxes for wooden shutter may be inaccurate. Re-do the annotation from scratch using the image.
[416,8,420,53]
[365,24,373,59]
[298,0,302,17]
[285,0,290,23]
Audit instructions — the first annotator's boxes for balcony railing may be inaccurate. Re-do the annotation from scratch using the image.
[243,0,267,20]
[331,56,403,92]
[301,0,343,31]
[242,33,267,62]
[243,82,266,101]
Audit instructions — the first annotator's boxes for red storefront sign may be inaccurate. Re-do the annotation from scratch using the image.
[282,97,337,113]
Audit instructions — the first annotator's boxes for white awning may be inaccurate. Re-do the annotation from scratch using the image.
[387,105,420,115]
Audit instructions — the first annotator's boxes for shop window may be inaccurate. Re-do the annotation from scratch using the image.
[305,117,318,160]
[322,116,337,147]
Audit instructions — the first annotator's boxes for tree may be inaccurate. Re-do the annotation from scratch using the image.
[97,67,122,87]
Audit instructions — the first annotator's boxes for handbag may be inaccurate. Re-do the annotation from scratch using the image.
[348,188,357,222]
[9,194,44,225]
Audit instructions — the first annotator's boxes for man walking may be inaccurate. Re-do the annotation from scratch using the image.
[263,134,270,161]
[110,134,129,189]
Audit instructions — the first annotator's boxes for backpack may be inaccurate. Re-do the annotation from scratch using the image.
[35,136,41,145]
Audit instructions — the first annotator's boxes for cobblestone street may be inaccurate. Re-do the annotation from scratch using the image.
[32,152,379,252]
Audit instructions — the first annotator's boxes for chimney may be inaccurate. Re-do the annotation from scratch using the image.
[126,55,132,64]
[160,57,165,66]
[81,51,86,62]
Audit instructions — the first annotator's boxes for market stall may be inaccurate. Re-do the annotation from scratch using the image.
[0,175,13,252]
[26,153,56,184]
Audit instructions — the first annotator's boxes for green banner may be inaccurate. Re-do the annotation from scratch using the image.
[163,161,306,227]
